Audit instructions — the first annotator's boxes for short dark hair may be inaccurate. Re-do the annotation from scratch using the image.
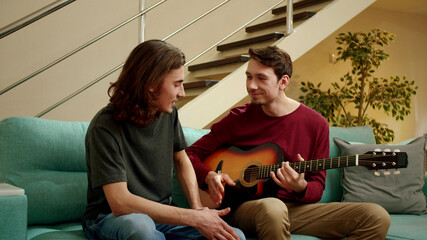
[108,40,185,126]
[248,46,292,80]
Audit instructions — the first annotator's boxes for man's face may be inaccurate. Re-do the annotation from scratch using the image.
[246,59,282,105]
[156,65,185,114]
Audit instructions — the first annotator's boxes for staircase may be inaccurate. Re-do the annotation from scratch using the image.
[180,0,330,108]
[178,0,376,129]
[0,0,376,125]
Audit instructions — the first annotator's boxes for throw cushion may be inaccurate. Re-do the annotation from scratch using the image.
[334,137,427,214]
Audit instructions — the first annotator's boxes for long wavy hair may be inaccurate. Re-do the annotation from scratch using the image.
[248,46,292,80]
[108,40,185,126]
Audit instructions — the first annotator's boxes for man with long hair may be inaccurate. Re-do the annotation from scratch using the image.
[82,40,244,240]
[186,45,390,239]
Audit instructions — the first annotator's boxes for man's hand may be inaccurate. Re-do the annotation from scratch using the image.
[270,154,307,193]
[194,207,240,240]
[205,171,235,207]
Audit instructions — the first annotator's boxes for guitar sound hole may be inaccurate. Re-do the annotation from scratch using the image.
[243,165,259,183]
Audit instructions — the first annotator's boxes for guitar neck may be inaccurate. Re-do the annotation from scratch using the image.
[258,154,362,179]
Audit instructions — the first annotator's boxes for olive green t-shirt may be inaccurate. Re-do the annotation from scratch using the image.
[83,105,187,222]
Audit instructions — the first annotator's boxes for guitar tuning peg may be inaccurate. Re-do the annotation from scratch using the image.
[374,171,381,177]
[394,170,401,175]
[393,149,401,152]
[384,148,391,152]
[384,170,391,176]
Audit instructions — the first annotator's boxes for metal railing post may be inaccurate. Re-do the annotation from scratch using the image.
[140,0,146,43]
[286,0,294,36]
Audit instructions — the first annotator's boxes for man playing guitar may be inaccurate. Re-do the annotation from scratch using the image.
[186,46,391,240]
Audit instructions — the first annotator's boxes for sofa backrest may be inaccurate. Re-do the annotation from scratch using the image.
[0,116,377,224]
[0,117,89,225]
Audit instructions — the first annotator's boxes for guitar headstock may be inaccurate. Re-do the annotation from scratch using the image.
[359,151,408,176]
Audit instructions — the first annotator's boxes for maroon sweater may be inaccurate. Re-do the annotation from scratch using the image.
[186,103,329,203]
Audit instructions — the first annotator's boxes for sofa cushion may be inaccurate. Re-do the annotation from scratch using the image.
[334,136,427,214]
[0,117,89,225]
[27,223,86,240]
[387,214,427,239]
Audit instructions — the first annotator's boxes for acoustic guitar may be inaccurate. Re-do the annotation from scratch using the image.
[201,142,408,209]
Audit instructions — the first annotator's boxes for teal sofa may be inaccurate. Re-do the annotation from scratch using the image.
[0,116,426,240]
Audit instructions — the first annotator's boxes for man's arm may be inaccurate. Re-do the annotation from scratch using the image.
[103,181,240,240]
[173,150,203,209]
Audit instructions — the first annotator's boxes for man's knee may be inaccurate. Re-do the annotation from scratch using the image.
[363,203,391,227]
[254,198,290,239]
[255,198,288,228]
[354,203,390,239]
[255,198,289,221]
[114,213,164,240]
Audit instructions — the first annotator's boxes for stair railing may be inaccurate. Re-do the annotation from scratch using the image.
[185,0,285,66]
[286,0,294,35]
[163,0,230,41]
[0,0,167,96]
[35,0,230,117]
[0,0,76,39]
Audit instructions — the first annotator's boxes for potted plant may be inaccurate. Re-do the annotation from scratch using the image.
[299,29,417,143]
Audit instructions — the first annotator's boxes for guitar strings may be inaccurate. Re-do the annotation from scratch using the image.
[216,154,395,177]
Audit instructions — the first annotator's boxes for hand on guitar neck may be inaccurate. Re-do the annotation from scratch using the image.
[270,154,307,194]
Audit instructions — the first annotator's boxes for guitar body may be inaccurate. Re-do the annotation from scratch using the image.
[202,143,283,208]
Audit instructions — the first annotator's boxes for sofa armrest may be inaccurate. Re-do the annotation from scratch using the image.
[0,184,28,240]
[423,172,427,199]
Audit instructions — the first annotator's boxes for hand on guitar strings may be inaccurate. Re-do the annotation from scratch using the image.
[270,154,308,193]
[205,171,236,207]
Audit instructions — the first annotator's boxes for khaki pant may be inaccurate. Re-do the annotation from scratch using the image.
[227,198,391,240]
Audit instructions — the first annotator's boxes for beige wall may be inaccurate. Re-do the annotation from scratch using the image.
[291,7,427,143]
[0,0,280,121]
[0,0,140,121]
[0,1,425,143]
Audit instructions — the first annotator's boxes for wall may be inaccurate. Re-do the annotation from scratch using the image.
[291,7,427,143]
[0,0,140,121]
[0,0,279,122]
[0,1,425,143]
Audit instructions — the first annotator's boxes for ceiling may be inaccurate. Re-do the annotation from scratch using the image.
[371,0,427,16]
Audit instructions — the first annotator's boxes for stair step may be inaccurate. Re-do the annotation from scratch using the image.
[217,32,285,51]
[272,0,330,15]
[246,11,316,33]
[183,80,219,89]
[188,55,250,71]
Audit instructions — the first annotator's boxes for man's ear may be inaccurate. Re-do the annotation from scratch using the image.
[279,75,290,90]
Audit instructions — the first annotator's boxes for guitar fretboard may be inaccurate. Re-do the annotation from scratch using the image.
[257,154,361,179]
